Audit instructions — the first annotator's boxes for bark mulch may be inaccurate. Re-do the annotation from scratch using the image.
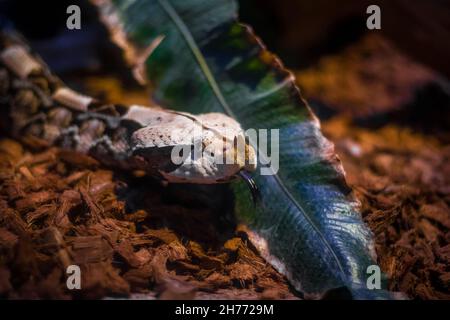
[0,137,295,299]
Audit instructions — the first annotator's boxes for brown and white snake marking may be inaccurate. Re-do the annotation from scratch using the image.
[0,32,258,199]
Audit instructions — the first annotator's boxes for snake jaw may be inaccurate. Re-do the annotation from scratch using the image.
[238,171,261,207]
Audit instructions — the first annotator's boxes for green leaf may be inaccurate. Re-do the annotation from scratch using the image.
[100,0,392,298]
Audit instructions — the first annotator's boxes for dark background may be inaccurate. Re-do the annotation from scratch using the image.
[1,0,449,77]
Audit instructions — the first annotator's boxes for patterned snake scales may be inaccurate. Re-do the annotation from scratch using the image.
[0,33,259,201]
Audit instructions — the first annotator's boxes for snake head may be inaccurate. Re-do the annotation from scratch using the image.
[128,109,259,203]
[157,129,258,184]
[128,110,257,181]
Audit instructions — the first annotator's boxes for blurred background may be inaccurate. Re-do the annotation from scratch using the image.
[1,0,450,124]
[1,0,449,299]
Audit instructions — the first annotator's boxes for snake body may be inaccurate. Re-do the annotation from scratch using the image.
[0,33,257,188]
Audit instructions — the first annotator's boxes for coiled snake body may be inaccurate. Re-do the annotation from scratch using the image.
[0,33,258,198]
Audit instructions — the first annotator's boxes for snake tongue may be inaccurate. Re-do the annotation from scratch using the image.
[238,171,261,207]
